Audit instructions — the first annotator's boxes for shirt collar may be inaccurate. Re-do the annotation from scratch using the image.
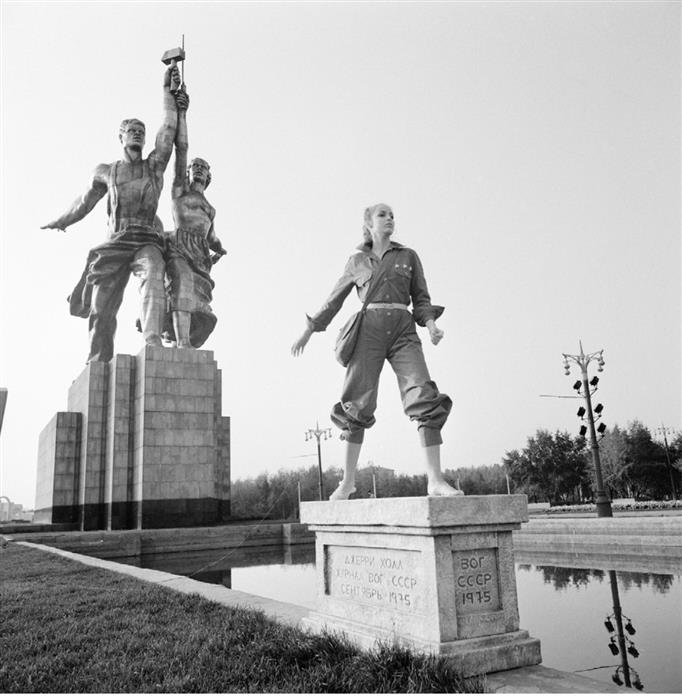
[356,240,404,254]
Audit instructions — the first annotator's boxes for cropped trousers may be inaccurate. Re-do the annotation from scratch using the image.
[331,308,452,447]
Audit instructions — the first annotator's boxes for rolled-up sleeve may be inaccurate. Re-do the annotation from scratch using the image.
[410,251,444,327]
[306,258,356,332]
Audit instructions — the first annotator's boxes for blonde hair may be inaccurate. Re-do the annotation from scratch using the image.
[362,203,390,247]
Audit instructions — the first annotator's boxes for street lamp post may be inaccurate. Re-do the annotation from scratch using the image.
[655,424,678,501]
[305,422,332,501]
[563,341,612,518]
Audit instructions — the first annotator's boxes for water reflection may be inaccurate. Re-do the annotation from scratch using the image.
[193,569,232,587]
[518,564,675,594]
[514,548,682,576]
[605,570,643,691]
[514,561,681,693]
[114,543,316,599]
[518,564,676,691]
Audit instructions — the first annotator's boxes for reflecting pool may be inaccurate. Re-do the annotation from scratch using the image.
[514,563,680,693]
[125,545,681,693]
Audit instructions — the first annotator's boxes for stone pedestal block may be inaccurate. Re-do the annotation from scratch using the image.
[68,361,109,529]
[299,495,541,677]
[132,346,230,528]
[35,346,231,530]
[34,412,82,524]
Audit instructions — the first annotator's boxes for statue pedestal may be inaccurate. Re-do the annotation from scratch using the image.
[35,346,230,530]
[299,495,541,677]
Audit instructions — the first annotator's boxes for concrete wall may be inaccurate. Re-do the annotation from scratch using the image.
[513,515,682,563]
[6,521,314,559]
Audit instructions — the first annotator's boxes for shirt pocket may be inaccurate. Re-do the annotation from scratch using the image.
[354,268,373,289]
[393,262,413,280]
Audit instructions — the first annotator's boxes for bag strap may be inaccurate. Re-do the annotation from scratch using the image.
[359,250,396,314]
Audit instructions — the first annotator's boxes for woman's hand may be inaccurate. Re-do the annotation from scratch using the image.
[426,319,444,346]
[175,86,190,111]
[291,327,313,356]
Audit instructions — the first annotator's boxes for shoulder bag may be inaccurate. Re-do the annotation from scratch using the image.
[334,254,393,367]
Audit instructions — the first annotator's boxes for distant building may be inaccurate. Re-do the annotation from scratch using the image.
[355,465,397,498]
[0,498,25,522]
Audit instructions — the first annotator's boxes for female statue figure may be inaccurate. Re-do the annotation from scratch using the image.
[165,86,226,348]
[292,203,463,500]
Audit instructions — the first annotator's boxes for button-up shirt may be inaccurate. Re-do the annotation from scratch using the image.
[307,241,444,331]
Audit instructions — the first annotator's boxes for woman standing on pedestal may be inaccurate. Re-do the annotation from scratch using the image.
[291,203,463,500]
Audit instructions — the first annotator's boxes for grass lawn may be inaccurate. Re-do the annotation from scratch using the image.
[0,542,484,693]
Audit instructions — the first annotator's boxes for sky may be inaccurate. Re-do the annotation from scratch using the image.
[1,1,680,510]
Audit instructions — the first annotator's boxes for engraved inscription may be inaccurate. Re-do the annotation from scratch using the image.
[453,549,501,614]
[326,546,422,614]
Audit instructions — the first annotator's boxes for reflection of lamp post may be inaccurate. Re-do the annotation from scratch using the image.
[563,341,612,517]
[605,570,643,691]
[305,422,332,501]
[655,424,678,501]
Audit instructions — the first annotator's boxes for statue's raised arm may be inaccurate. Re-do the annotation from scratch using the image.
[148,65,182,187]
[172,86,190,199]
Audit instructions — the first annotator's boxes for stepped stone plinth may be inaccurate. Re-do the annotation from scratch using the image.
[35,346,230,530]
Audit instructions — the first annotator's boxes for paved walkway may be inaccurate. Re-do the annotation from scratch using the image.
[16,540,625,694]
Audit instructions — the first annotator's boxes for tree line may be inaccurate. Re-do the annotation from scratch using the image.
[229,420,681,520]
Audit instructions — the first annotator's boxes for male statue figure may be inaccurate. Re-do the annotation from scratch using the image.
[42,64,185,363]
[163,84,226,349]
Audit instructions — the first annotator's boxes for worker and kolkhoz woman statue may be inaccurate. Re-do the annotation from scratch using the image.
[41,52,463,500]
[41,58,226,363]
